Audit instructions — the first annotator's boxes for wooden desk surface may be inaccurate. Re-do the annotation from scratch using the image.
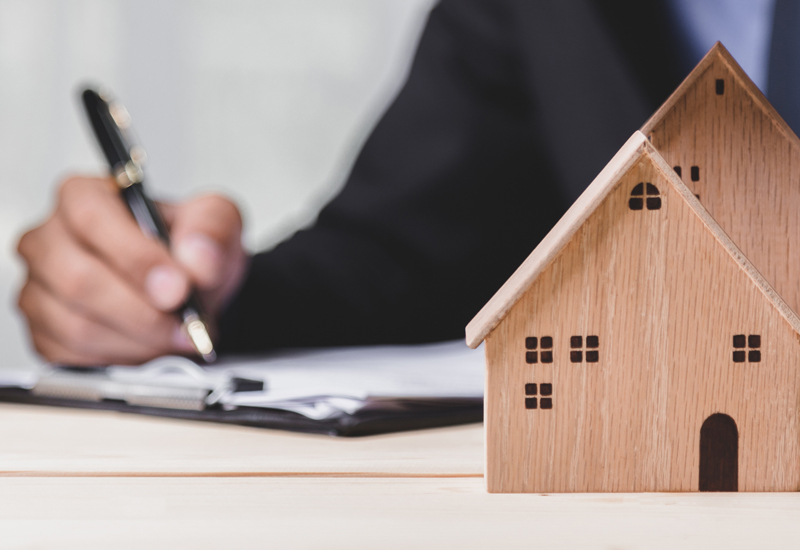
[1,403,798,549]
[0,403,483,476]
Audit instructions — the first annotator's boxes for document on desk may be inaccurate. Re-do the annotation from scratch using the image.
[15,341,484,422]
[219,341,484,419]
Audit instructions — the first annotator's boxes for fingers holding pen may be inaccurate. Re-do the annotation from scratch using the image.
[17,211,191,354]
[15,175,244,365]
[168,194,245,290]
[163,194,248,316]
[57,176,190,311]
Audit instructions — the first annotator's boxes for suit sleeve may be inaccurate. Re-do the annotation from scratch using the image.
[217,0,567,351]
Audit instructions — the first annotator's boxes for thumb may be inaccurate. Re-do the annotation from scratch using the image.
[167,194,244,290]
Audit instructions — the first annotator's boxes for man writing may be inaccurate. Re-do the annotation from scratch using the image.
[15,0,791,365]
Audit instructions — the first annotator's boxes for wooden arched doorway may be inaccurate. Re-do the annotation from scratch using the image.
[699,413,738,491]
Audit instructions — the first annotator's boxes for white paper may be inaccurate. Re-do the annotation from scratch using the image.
[207,340,484,419]
[0,371,38,389]
[23,341,485,420]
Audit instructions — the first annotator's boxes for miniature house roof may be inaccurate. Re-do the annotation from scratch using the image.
[465,131,800,348]
[641,41,800,317]
[641,42,799,146]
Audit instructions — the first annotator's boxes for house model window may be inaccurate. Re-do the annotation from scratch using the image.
[570,335,599,363]
[673,165,700,182]
[733,334,761,363]
[525,336,553,364]
[629,182,661,210]
[525,383,552,410]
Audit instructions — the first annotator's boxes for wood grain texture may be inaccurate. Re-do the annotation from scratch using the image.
[466,132,649,348]
[1,403,799,548]
[485,140,800,493]
[0,403,483,476]
[2,478,800,549]
[643,42,800,319]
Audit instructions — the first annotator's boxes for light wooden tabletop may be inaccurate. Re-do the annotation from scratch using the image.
[0,403,483,476]
[1,403,798,549]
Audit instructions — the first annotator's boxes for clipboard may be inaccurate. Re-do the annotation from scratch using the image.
[0,388,482,437]
[0,341,484,436]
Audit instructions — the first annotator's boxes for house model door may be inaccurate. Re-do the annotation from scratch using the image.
[699,413,738,491]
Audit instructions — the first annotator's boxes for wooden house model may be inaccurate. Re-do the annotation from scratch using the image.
[466,44,800,493]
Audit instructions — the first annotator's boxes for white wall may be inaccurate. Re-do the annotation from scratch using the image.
[0,0,436,369]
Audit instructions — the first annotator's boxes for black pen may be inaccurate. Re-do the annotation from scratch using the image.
[80,87,216,363]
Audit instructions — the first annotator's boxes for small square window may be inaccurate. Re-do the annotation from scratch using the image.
[525,382,552,411]
[691,166,700,182]
[646,197,662,210]
[524,336,551,365]
[541,351,553,363]
[733,333,762,363]
[629,198,643,210]
[569,334,599,364]
[674,166,682,177]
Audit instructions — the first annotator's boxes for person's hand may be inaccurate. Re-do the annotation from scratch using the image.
[16,176,248,366]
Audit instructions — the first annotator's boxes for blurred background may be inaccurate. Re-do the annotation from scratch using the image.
[0,0,436,370]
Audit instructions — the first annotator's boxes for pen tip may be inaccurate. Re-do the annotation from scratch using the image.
[184,317,216,364]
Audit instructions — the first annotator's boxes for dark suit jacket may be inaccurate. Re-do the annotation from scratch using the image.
[218,0,686,351]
